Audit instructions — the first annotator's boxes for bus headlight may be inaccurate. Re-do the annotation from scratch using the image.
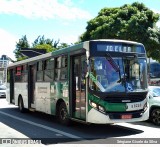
[90,101,97,108]
[98,105,105,113]
[89,100,105,113]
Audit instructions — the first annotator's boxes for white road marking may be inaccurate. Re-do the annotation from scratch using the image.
[0,111,81,139]
[55,134,63,137]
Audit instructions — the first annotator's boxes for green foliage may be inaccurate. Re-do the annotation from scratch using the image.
[17,56,28,61]
[57,43,70,49]
[32,35,59,48]
[14,35,30,61]
[57,42,81,49]
[80,2,160,61]
[34,44,57,52]
[14,35,60,61]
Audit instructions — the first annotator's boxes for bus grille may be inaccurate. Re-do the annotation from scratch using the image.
[104,95,145,103]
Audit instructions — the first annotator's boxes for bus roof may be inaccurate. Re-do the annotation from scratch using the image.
[89,39,144,45]
[7,39,144,68]
[7,41,88,68]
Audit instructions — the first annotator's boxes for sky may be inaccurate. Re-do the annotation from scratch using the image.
[0,0,160,60]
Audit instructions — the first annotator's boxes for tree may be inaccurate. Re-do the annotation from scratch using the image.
[32,35,59,48]
[14,35,30,61]
[80,2,160,61]
[57,42,81,49]
[57,43,70,49]
[14,35,60,61]
[34,44,56,52]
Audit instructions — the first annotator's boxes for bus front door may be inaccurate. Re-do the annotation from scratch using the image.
[28,64,36,108]
[72,55,86,120]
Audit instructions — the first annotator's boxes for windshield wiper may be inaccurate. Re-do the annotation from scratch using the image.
[105,53,120,72]
[105,53,122,83]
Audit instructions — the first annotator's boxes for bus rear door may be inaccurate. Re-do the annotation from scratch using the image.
[28,64,36,108]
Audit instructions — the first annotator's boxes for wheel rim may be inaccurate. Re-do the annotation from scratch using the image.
[60,108,67,121]
[152,110,160,125]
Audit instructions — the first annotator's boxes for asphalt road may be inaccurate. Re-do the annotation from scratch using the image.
[0,98,160,146]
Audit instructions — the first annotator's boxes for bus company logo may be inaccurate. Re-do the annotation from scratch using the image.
[122,100,131,103]
[2,139,11,144]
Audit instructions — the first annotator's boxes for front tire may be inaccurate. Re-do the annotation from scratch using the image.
[150,109,160,125]
[58,102,70,125]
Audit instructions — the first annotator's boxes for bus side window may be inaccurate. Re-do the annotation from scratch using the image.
[61,56,68,80]
[7,69,10,83]
[15,66,22,82]
[37,61,43,81]
[21,64,28,82]
[55,57,61,81]
[44,58,54,82]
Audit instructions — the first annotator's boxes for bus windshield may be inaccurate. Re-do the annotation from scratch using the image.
[89,56,147,93]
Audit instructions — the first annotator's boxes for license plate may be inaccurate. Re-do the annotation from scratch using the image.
[126,102,144,111]
[121,114,132,119]
[131,103,142,109]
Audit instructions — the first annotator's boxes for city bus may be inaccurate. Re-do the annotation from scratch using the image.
[148,62,160,86]
[6,39,149,125]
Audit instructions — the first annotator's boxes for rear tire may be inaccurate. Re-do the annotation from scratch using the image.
[150,109,160,125]
[58,102,70,125]
[18,96,25,113]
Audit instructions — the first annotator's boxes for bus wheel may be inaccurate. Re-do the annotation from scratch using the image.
[18,96,25,113]
[150,109,160,126]
[58,102,70,125]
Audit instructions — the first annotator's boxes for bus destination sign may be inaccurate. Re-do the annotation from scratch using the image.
[97,44,145,53]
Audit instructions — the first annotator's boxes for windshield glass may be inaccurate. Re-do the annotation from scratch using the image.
[149,87,160,97]
[89,57,147,93]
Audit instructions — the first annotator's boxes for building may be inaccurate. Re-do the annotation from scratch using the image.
[0,55,9,84]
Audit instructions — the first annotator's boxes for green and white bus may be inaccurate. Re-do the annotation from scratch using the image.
[7,39,149,125]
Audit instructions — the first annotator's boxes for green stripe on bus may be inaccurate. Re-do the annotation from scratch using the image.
[88,93,126,112]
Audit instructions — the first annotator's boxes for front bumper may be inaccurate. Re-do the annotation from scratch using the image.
[87,106,149,124]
